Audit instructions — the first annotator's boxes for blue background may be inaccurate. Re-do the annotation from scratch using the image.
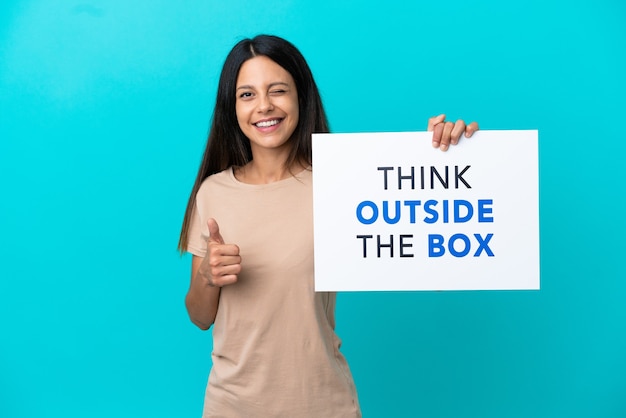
[1,1,625,417]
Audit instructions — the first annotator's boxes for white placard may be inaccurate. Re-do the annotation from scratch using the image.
[312,130,539,291]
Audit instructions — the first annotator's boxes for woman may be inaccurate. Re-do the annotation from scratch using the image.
[178,34,478,417]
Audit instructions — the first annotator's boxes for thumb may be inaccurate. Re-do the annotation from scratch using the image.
[207,218,224,245]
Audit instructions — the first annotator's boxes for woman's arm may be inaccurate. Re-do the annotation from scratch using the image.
[185,219,241,330]
[185,256,221,330]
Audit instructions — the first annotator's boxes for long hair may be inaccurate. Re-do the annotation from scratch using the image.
[178,35,329,252]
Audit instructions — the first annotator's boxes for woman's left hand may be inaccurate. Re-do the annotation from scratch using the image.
[427,114,479,152]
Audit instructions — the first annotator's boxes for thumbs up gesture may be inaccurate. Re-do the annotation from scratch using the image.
[200,218,241,287]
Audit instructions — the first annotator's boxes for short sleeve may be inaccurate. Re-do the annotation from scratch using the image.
[186,199,209,257]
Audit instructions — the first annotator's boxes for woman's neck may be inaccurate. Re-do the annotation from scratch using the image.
[234,159,305,185]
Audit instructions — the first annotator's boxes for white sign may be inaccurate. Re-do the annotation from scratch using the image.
[312,130,539,291]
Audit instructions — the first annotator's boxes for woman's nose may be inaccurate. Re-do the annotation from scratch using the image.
[257,94,274,112]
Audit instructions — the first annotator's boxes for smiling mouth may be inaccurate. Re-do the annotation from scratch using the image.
[254,119,282,128]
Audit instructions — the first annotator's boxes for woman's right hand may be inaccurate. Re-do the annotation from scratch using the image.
[186,218,241,329]
[198,218,242,287]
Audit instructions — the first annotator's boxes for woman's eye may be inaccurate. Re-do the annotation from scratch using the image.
[239,92,253,99]
[270,89,286,95]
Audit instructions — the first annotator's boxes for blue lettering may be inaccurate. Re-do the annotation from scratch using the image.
[356,201,378,225]
[478,200,494,223]
[428,234,445,257]
[423,200,438,224]
[403,200,422,223]
[454,200,474,223]
[474,233,495,256]
[382,200,401,224]
[449,233,471,257]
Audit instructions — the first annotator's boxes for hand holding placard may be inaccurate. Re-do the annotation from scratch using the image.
[427,114,479,151]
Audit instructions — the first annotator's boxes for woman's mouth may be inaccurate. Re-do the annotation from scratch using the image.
[254,118,282,128]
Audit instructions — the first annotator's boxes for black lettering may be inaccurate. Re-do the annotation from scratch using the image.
[430,166,449,189]
[455,165,471,189]
[397,166,415,190]
[377,167,394,190]
[377,235,394,258]
[399,235,414,257]
[356,235,373,258]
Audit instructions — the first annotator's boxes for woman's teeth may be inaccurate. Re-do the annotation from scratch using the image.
[255,119,280,128]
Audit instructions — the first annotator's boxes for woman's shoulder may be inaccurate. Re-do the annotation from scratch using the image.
[197,168,234,195]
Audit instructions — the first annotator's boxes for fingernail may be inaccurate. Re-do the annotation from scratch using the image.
[440,144,449,151]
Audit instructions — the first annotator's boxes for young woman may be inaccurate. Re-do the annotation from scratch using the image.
[178,34,478,418]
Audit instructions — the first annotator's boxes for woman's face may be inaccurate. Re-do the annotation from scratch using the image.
[235,56,299,157]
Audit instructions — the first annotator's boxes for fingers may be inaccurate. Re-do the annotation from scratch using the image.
[465,121,479,138]
[439,121,455,151]
[450,120,466,145]
[432,120,455,151]
[428,115,480,152]
[202,218,241,287]
[432,123,444,149]
[206,243,241,287]
[427,114,446,132]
